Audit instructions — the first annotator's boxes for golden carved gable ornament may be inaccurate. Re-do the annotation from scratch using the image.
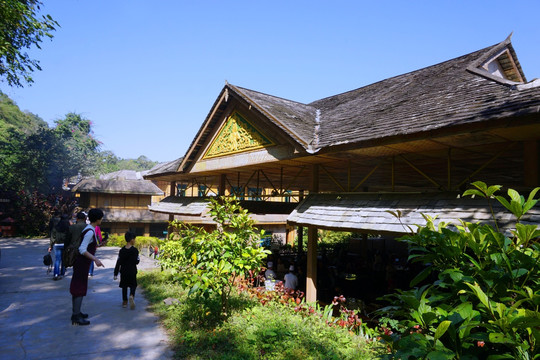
[202,112,274,159]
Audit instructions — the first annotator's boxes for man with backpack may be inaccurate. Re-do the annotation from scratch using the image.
[67,212,87,249]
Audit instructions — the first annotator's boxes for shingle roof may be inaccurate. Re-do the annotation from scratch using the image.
[309,40,539,150]
[72,178,164,195]
[287,192,540,235]
[103,208,169,223]
[145,158,183,177]
[224,37,540,154]
[230,85,318,148]
[100,170,147,180]
[148,196,293,225]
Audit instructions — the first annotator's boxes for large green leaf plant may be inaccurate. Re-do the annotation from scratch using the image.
[158,196,270,317]
[377,182,540,359]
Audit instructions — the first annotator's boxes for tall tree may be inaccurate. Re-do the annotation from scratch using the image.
[53,112,101,178]
[0,0,58,87]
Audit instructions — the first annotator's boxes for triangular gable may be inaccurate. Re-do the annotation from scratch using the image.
[202,111,275,159]
[467,34,526,85]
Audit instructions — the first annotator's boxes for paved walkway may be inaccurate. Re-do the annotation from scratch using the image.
[0,237,173,360]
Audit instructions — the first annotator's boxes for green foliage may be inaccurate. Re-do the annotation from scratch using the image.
[159,197,270,317]
[0,0,59,87]
[106,234,162,252]
[52,112,101,178]
[377,184,540,359]
[96,152,158,174]
[0,91,159,236]
[9,189,51,236]
[0,92,47,140]
[138,269,380,360]
[294,228,355,253]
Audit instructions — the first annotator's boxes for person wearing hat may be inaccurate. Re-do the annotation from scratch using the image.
[284,264,298,290]
[265,261,276,280]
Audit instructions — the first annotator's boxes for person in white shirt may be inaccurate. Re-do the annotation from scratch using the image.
[284,265,298,290]
[265,261,276,280]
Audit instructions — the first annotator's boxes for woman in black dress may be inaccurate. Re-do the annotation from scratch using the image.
[114,231,140,309]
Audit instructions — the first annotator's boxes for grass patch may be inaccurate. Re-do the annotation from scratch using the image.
[139,269,383,359]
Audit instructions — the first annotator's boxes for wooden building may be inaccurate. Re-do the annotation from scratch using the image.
[72,170,169,237]
[145,36,540,301]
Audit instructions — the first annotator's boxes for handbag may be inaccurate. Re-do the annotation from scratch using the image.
[43,253,52,266]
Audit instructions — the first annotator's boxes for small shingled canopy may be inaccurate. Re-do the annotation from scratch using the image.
[287,192,540,235]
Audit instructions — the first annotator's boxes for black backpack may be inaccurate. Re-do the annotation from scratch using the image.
[63,228,94,268]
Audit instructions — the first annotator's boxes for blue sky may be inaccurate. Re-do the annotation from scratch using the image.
[3,0,540,163]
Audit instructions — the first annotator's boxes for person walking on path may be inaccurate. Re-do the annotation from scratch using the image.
[69,208,105,325]
[114,231,140,309]
[48,214,70,280]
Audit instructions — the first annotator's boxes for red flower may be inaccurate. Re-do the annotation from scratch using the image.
[477,341,485,347]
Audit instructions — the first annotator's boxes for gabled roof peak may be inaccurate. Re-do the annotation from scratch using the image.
[466,34,526,85]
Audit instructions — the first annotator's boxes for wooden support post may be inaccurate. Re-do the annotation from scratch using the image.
[167,181,176,238]
[348,160,351,192]
[297,190,304,259]
[524,141,539,187]
[391,157,395,192]
[306,227,318,303]
[219,174,226,196]
[306,164,319,303]
[447,148,452,191]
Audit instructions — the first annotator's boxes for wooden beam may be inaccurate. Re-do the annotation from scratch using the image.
[284,166,307,193]
[320,164,346,192]
[400,155,443,190]
[352,163,381,192]
[260,170,278,194]
[456,143,516,190]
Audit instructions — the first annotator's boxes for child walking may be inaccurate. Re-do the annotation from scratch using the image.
[114,232,140,309]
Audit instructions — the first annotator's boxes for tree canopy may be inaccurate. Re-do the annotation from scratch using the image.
[0,92,159,194]
[0,91,160,235]
[0,0,59,87]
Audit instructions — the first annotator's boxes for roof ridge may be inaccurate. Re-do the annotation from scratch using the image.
[228,84,314,148]
[309,41,502,106]
[232,85,311,106]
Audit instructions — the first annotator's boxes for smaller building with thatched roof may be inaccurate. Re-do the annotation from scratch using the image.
[72,170,169,237]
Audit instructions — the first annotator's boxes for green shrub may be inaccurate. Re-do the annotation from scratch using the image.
[377,182,540,359]
[138,269,381,359]
[160,196,269,317]
[106,233,162,251]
